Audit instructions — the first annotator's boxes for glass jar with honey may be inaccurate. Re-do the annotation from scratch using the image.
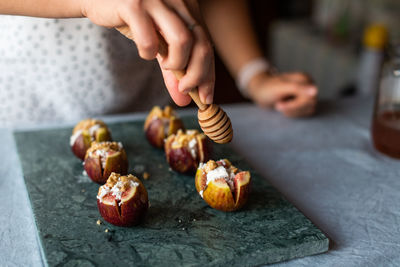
[371,46,400,158]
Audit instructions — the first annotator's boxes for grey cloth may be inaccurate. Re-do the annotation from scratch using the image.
[2,98,400,266]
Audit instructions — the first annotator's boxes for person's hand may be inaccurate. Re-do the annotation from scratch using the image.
[247,72,318,118]
[82,0,215,107]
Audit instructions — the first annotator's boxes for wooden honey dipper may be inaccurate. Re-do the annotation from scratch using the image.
[116,26,233,144]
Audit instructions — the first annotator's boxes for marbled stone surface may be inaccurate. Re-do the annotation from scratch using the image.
[14,118,328,266]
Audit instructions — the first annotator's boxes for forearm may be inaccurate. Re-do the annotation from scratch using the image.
[0,0,83,18]
[201,0,264,78]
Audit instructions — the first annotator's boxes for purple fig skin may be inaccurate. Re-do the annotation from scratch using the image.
[164,132,211,174]
[97,195,148,227]
[119,185,148,226]
[84,155,104,183]
[71,133,91,161]
[71,119,112,160]
[97,175,149,227]
[166,147,197,174]
[84,143,129,184]
[144,106,185,149]
[145,119,165,148]
[97,198,121,225]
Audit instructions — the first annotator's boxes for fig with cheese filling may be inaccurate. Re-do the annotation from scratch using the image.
[144,106,184,149]
[165,129,211,174]
[195,159,251,212]
[70,119,112,160]
[97,173,148,227]
[84,141,128,184]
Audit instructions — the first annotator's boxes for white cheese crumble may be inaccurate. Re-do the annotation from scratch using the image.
[70,130,83,146]
[70,123,104,146]
[94,149,108,168]
[97,178,140,205]
[130,181,140,188]
[197,166,229,199]
[188,138,198,159]
[198,162,237,199]
[97,186,110,201]
[206,166,229,185]
[186,130,197,135]
[88,142,122,167]
[111,181,124,201]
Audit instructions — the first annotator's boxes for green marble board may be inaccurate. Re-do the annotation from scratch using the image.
[14,118,328,267]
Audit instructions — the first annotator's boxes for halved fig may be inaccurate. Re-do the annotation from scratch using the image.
[165,129,211,174]
[70,119,112,160]
[195,159,251,212]
[97,172,148,227]
[84,141,128,184]
[144,106,184,149]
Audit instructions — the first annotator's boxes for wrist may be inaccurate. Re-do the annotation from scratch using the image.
[235,58,275,98]
[247,71,269,99]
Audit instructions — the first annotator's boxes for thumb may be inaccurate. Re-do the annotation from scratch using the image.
[160,68,192,107]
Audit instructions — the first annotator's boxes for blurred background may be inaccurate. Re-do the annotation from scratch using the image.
[214,0,400,103]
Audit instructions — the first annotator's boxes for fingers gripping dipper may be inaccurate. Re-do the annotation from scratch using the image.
[158,39,233,144]
[116,26,233,144]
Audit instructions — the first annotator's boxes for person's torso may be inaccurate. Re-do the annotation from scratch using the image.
[0,16,170,127]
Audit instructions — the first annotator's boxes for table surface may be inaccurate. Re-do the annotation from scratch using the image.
[2,97,400,267]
